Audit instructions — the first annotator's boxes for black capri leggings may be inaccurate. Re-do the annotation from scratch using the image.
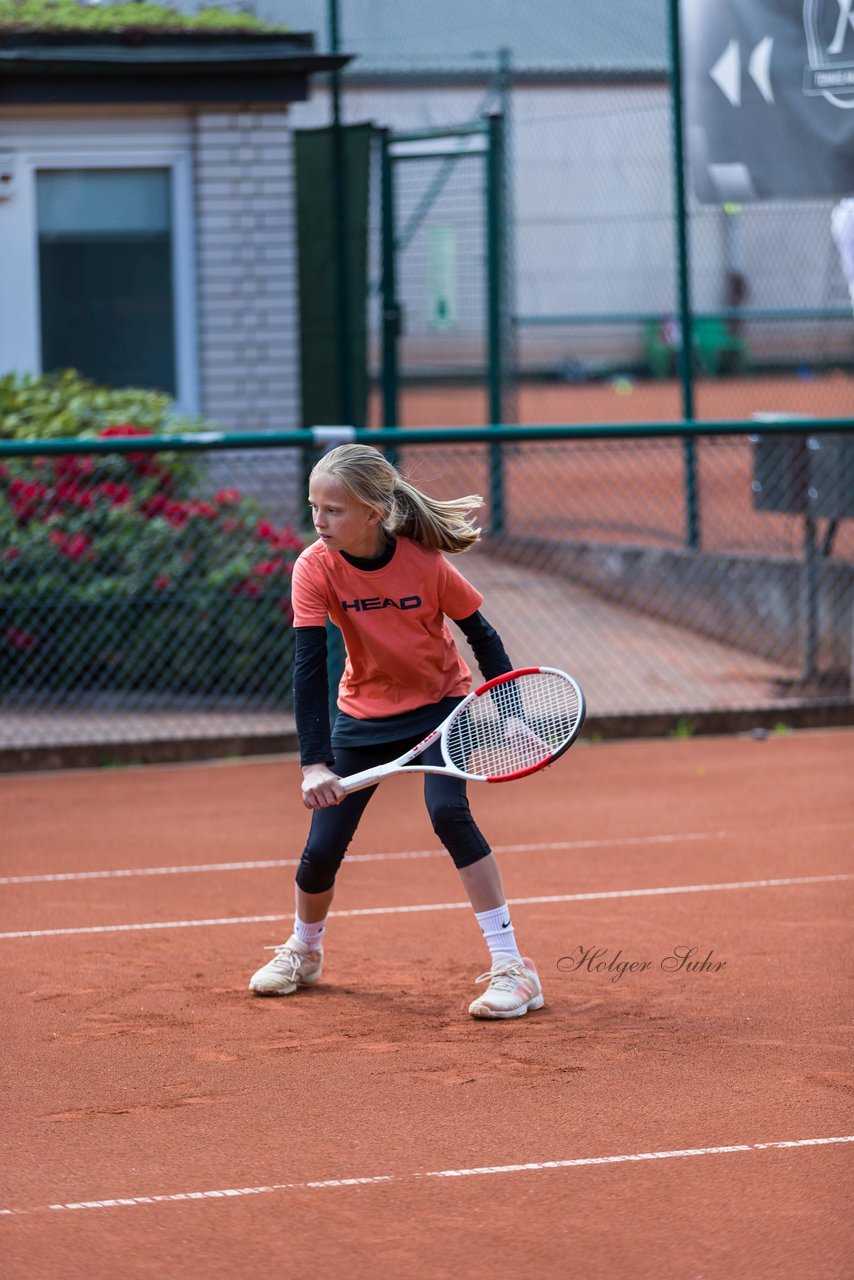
[296,737,491,895]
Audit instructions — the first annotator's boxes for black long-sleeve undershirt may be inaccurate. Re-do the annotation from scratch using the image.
[293,610,513,767]
[292,626,335,767]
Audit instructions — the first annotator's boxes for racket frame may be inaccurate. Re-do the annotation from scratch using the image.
[338,665,585,795]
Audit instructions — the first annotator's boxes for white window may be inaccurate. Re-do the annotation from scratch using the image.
[0,121,198,413]
[37,168,177,394]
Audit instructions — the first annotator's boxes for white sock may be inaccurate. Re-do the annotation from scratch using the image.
[474,904,522,963]
[294,913,327,951]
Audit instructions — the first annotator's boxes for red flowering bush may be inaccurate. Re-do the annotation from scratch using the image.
[1,423,305,697]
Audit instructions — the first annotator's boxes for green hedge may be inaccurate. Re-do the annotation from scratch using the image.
[0,368,200,440]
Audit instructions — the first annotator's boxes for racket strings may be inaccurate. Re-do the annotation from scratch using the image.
[446,672,582,781]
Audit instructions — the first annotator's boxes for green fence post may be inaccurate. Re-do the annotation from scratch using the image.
[486,111,506,535]
[329,0,352,428]
[667,0,700,550]
[496,48,519,429]
[380,128,400,466]
[326,0,348,709]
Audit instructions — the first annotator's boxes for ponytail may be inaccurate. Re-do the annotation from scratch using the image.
[390,476,481,553]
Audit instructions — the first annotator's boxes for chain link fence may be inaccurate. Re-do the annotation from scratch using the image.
[0,436,305,762]
[2,423,852,767]
[368,116,516,432]
[514,132,854,425]
[506,79,854,427]
[406,428,854,718]
[388,134,489,385]
[346,74,854,432]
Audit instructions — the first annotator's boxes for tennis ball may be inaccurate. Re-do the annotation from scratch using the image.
[612,376,634,396]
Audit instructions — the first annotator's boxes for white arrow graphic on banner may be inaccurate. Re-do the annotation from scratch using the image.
[711,36,775,106]
[748,35,774,104]
[711,38,741,106]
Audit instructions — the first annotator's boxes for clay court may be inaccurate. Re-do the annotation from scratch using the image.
[2,729,852,1278]
[382,371,854,431]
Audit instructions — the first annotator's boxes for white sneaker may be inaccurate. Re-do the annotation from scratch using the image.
[469,955,544,1019]
[248,935,324,997]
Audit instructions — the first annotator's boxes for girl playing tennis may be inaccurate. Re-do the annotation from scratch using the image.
[248,443,543,1018]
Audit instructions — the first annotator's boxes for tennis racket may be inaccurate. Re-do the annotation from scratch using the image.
[339,666,585,794]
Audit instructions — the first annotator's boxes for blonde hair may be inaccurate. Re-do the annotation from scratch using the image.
[311,443,482,554]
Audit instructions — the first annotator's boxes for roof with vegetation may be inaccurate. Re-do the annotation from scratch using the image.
[0,0,288,34]
[0,2,671,74]
[0,3,344,106]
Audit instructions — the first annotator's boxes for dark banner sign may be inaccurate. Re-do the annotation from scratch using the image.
[682,0,854,201]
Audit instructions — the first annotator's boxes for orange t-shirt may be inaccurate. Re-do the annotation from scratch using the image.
[291,536,483,719]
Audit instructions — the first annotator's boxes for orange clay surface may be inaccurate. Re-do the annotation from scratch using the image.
[373,371,854,429]
[2,731,852,1278]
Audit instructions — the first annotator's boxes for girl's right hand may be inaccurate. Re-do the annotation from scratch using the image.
[301,763,346,810]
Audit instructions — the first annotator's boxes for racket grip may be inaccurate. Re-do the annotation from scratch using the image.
[339,765,391,795]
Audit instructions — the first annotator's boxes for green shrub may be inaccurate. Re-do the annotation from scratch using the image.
[0,368,203,440]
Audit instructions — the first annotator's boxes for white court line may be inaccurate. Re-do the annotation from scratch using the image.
[1,873,851,939]
[1,834,726,884]
[1,1135,851,1217]
[3,821,852,885]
